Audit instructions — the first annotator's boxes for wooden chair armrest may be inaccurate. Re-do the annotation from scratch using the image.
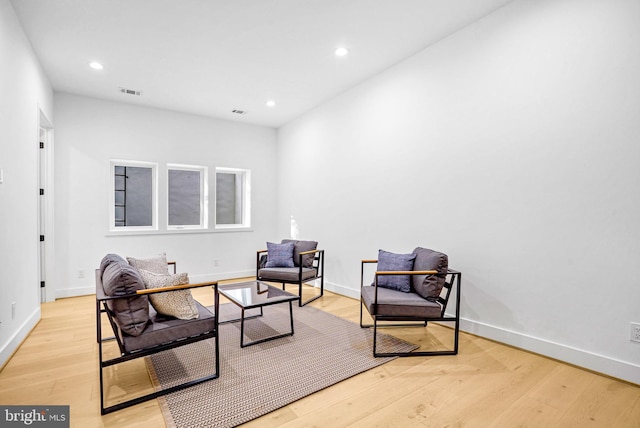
[299,249,323,255]
[257,249,267,254]
[362,259,378,264]
[375,270,438,276]
[135,281,218,296]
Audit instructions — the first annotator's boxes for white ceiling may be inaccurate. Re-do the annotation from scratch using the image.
[11,0,513,128]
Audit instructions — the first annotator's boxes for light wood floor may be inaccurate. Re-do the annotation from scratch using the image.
[0,284,639,428]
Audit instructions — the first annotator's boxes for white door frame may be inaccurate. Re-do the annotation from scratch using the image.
[38,109,55,302]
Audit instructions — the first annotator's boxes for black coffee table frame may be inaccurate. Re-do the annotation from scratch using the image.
[218,280,300,347]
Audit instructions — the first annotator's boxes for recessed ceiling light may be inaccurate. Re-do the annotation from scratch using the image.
[266,100,276,107]
[334,47,349,57]
[89,61,104,70]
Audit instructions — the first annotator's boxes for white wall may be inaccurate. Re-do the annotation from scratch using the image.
[0,0,53,367]
[53,93,278,297]
[277,0,640,384]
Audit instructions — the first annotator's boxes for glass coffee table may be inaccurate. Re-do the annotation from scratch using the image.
[218,280,300,347]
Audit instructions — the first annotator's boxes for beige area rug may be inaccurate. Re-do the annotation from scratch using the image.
[147,303,417,428]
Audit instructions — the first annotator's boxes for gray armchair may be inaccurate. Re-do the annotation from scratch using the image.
[359,247,461,357]
[256,239,324,306]
[96,254,220,414]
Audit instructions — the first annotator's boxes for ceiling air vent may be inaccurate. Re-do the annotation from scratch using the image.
[232,109,246,115]
[119,87,142,96]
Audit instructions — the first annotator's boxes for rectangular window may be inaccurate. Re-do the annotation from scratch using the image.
[110,160,157,231]
[167,164,208,229]
[109,161,249,234]
[215,167,251,229]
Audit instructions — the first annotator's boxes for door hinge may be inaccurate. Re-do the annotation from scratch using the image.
[39,141,44,149]
[39,188,45,196]
[40,281,45,288]
[40,235,45,242]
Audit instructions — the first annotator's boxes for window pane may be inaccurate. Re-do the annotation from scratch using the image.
[115,166,153,227]
[114,206,125,226]
[168,169,201,226]
[216,169,249,227]
[216,173,238,224]
[114,175,125,190]
[114,190,125,205]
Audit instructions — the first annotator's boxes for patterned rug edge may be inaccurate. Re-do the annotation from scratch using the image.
[146,304,418,428]
[147,362,178,428]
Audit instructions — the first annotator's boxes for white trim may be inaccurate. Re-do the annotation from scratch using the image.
[326,283,640,385]
[187,270,255,283]
[55,286,95,299]
[326,281,360,300]
[109,159,158,232]
[0,306,40,369]
[104,227,253,237]
[214,167,251,229]
[38,107,56,302]
[460,317,640,386]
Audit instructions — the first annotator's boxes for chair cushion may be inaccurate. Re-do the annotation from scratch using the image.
[120,302,216,353]
[411,247,448,300]
[281,239,318,268]
[375,250,417,293]
[100,254,149,337]
[265,241,295,267]
[258,267,318,282]
[139,270,199,320]
[127,253,170,275]
[361,286,442,318]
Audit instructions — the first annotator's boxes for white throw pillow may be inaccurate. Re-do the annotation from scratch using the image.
[138,270,199,320]
[127,253,170,275]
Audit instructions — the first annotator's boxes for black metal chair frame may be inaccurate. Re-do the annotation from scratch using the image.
[96,267,220,415]
[359,259,461,357]
[256,249,325,307]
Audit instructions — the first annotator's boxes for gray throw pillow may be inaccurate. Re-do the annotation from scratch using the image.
[100,253,125,276]
[411,247,448,300]
[265,242,295,268]
[281,239,318,268]
[100,254,149,337]
[375,250,417,293]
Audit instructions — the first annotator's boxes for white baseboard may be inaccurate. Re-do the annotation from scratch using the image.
[56,286,94,299]
[461,317,640,386]
[327,282,640,386]
[190,270,255,283]
[0,306,41,369]
[326,281,360,300]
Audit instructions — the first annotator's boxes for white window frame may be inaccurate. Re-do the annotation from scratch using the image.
[215,167,251,230]
[166,163,208,230]
[109,159,158,232]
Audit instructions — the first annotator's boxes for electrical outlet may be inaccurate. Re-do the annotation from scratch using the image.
[77,269,86,279]
[631,322,640,343]
[213,259,220,267]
